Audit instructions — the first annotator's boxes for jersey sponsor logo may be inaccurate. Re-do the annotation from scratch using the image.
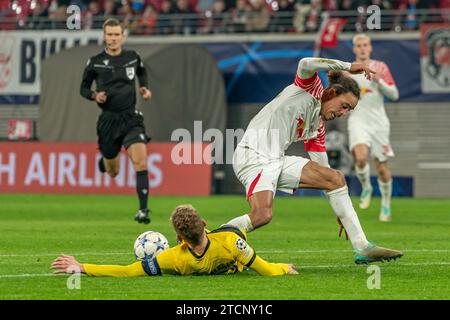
[126,67,135,80]
[235,238,247,251]
[360,86,373,96]
[211,262,238,275]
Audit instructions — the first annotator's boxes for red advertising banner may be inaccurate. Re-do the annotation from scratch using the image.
[0,142,212,195]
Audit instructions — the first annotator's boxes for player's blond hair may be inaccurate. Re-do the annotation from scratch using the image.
[103,18,123,33]
[352,33,371,45]
[171,204,205,245]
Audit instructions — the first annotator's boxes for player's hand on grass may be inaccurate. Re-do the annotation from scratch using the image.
[139,87,152,100]
[50,254,85,274]
[349,63,376,80]
[287,264,299,275]
[337,217,349,240]
[94,91,107,104]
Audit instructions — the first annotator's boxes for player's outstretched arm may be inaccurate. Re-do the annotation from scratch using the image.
[297,57,352,79]
[249,255,298,276]
[50,254,147,277]
[297,58,375,80]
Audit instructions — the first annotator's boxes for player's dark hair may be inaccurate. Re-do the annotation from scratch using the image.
[171,205,205,246]
[325,71,360,100]
[102,18,123,32]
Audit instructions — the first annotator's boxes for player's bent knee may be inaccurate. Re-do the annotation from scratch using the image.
[329,169,346,189]
[251,207,272,227]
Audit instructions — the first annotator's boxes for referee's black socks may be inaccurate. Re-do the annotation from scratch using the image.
[136,170,149,211]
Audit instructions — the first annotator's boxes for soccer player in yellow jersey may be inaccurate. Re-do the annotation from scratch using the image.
[50,205,298,276]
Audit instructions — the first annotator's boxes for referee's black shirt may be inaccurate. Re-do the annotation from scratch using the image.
[80,49,148,113]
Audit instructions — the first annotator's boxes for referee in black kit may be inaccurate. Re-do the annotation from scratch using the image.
[80,18,152,224]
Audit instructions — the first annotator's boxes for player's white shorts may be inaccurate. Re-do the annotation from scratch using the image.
[232,145,310,200]
[348,123,394,162]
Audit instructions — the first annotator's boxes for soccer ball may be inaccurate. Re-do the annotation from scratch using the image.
[133,231,170,261]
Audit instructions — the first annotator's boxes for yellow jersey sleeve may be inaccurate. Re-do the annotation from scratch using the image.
[83,261,147,277]
[248,256,290,276]
[230,232,290,276]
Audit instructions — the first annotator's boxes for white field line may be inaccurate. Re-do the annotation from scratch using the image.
[0,262,449,279]
[0,249,449,258]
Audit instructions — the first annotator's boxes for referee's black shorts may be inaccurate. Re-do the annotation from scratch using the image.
[96,110,151,159]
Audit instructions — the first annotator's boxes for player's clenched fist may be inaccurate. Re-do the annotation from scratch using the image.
[139,87,152,100]
[94,91,107,104]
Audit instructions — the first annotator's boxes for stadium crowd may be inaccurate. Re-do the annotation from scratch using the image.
[1,0,449,34]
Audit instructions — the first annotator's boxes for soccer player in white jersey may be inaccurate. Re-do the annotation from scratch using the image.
[348,34,399,222]
[226,57,403,264]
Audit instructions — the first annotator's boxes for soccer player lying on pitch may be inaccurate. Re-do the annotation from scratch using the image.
[227,57,403,264]
[50,205,298,277]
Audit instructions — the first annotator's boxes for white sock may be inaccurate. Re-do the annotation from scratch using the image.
[327,186,369,251]
[378,179,392,208]
[355,163,372,190]
[226,214,254,233]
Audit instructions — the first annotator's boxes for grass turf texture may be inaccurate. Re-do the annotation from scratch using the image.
[0,194,449,300]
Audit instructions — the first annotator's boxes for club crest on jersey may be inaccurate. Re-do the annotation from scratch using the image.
[103,59,109,66]
[126,67,135,80]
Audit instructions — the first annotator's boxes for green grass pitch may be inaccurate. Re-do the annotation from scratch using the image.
[0,194,449,300]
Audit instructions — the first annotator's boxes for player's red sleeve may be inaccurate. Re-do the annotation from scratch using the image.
[380,62,396,86]
[294,72,324,100]
[304,119,326,152]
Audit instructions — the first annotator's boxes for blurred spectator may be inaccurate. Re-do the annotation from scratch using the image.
[197,0,216,12]
[155,0,175,34]
[49,0,69,29]
[103,0,119,18]
[118,0,134,28]
[84,1,103,29]
[230,0,249,32]
[403,0,419,30]
[338,0,358,32]
[269,0,295,33]
[200,0,228,33]
[294,0,312,33]
[130,4,158,34]
[173,0,196,34]
[246,0,270,32]
[28,1,50,29]
[304,0,322,32]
